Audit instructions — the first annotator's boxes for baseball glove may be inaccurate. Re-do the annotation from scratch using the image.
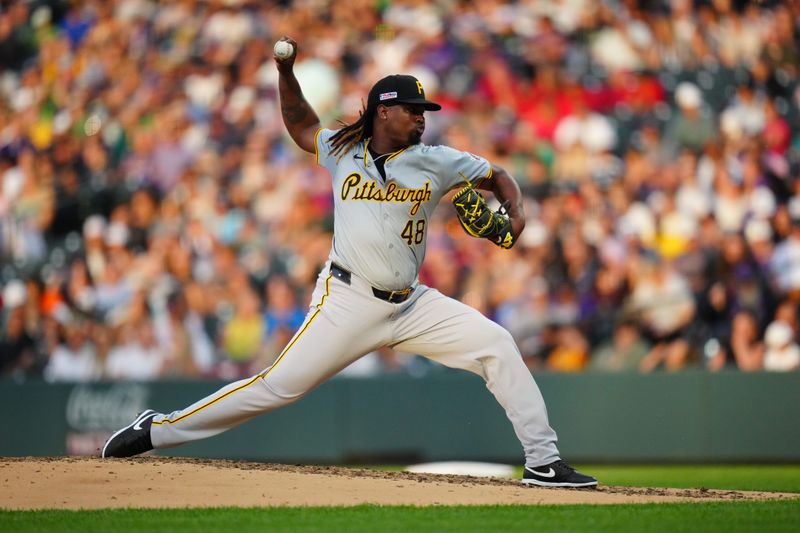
[452,185,515,249]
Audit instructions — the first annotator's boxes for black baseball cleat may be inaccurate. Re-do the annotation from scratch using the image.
[101,409,159,458]
[522,460,598,488]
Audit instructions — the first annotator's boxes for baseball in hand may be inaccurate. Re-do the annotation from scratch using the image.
[274,40,294,59]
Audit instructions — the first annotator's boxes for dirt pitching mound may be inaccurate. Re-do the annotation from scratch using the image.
[1,457,796,509]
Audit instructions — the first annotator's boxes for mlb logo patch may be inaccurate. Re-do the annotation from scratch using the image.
[379,92,397,101]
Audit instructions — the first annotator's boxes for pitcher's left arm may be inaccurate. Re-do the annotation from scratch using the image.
[477,165,525,243]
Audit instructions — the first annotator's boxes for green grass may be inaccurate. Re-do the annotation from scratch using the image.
[1,502,799,533]
[573,465,800,493]
[2,465,799,532]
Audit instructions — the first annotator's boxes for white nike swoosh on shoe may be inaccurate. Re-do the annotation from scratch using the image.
[526,466,556,478]
[102,410,156,458]
[133,412,156,430]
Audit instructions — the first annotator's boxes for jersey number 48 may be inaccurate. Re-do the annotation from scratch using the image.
[401,219,426,245]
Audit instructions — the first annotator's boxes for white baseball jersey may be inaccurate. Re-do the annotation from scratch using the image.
[315,128,491,290]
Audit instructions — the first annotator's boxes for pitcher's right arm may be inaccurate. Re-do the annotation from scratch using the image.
[274,37,320,154]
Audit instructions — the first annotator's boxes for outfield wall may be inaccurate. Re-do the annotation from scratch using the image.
[2,371,798,463]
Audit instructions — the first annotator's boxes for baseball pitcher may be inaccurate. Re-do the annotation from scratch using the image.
[102,37,597,488]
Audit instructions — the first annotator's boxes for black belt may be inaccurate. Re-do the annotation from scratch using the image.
[330,263,414,304]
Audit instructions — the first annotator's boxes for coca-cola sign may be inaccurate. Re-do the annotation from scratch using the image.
[66,384,150,431]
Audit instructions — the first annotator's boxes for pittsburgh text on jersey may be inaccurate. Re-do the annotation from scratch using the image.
[341,173,432,216]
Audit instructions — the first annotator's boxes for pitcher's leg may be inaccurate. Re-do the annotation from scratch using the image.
[392,287,559,468]
[151,274,389,449]
[151,374,278,448]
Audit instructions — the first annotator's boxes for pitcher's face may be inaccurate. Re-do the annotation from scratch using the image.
[379,104,426,147]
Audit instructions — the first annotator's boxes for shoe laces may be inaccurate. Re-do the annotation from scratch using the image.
[553,460,575,473]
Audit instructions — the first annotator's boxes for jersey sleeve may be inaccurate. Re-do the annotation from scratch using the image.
[434,146,493,191]
[314,128,339,169]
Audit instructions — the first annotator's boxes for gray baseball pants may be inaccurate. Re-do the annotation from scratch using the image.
[150,262,560,468]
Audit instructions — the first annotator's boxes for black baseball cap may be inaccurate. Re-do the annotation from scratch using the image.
[367,74,441,111]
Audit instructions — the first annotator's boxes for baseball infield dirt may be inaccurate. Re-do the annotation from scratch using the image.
[1,457,797,510]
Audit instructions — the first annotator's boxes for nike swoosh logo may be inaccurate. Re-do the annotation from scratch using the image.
[133,413,155,431]
[528,467,556,478]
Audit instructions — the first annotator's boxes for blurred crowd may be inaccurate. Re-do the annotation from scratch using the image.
[1,0,800,383]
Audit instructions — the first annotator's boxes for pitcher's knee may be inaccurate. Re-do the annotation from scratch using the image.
[474,322,520,356]
[259,375,313,405]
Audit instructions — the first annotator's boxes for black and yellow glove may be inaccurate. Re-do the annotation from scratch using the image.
[452,185,515,249]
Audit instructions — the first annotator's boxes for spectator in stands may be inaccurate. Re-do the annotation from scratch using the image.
[154,290,216,378]
[721,78,766,138]
[219,288,266,379]
[589,318,650,372]
[726,310,765,372]
[545,325,589,372]
[664,82,717,156]
[0,4,36,71]
[43,318,100,382]
[105,318,167,381]
[552,97,618,189]
[771,216,800,297]
[745,218,776,270]
[762,320,800,372]
[262,275,305,364]
[0,307,37,379]
[629,255,697,372]
[580,266,628,347]
[711,231,775,325]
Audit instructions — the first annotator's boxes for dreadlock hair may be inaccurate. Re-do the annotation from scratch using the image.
[328,102,376,160]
